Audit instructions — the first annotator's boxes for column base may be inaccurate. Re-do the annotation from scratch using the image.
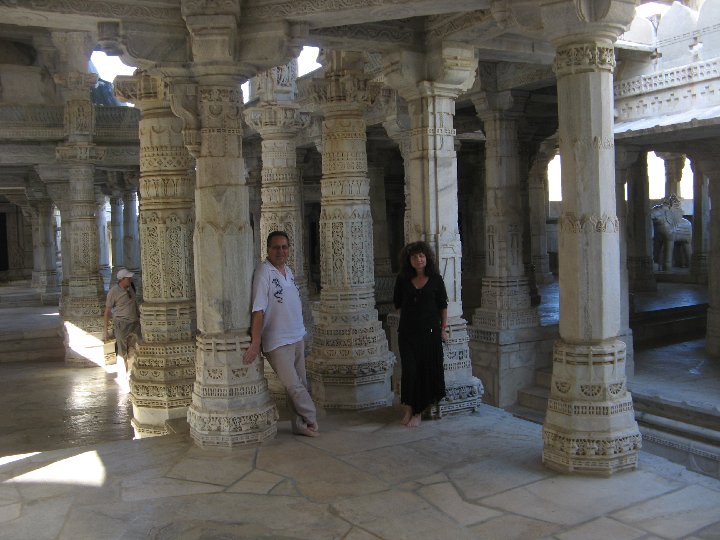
[188,334,279,448]
[307,354,396,410]
[187,405,278,447]
[542,338,642,476]
[542,427,642,476]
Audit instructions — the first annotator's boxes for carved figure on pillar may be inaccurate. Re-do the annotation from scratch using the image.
[305,50,395,410]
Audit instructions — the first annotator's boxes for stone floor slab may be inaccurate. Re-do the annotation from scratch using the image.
[480,469,682,526]
[556,516,647,540]
[611,484,720,538]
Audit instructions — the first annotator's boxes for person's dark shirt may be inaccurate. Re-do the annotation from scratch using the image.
[393,274,448,335]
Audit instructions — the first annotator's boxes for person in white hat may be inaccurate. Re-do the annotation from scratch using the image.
[103,268,141,361]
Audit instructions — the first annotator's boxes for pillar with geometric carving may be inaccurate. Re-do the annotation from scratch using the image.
[171,77,277,447]
[306,50,395,410]
[52,31,107,364]
[467,88,541,407]
[540,0,641,475]
[30,197,61,300]
[243,62,311,328]
[115,72,197,438]
[384,43,483,416]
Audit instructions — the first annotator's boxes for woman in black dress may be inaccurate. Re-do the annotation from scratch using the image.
[393,241,448,427]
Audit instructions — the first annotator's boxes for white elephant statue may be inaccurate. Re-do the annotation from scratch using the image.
[650,198,692,271]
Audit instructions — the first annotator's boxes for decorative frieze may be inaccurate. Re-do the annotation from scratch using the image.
[553,43,616,77]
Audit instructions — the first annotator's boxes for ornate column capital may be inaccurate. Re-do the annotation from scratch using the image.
[115,72,166,109]
[383,43,476,102]
[243,103,309,138]
[471,89,529,120]
[539,0,638,49]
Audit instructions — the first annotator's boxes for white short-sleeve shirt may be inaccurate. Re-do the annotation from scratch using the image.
[251,259,305,352]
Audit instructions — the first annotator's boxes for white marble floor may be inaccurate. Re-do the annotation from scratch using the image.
[1,402,720,540]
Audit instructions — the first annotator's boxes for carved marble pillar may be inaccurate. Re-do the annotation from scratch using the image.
[626,153,657,291]
[528,141,555,285]
[368,160,395,319]
[171,78,277,447]
[122,178,142,296]
[95,188,111,289]
[109,191,124,277]
[30,199,61,299]
[243,95,310,326]
[243,141,263,262]
[51,32,107,363]
[690,160,710,284]
[658,152,685,198]
[384,44,483,415]
[467,89,540,407]
[691,154,720,356]
[540,0,641,475]
[306,50,395,409]
[40,169,72,299]
[115,72,197,438]
[615,146,640,378]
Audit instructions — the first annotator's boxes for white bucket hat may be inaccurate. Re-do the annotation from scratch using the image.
[117,269,134,280]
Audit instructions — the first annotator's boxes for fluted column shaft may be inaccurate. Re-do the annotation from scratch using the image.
[540,0,641,475]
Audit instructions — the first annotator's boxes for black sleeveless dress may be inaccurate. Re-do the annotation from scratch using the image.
[393,273,448,415]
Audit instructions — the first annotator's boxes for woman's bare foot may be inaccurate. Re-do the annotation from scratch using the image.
[400,405,412,425]
[308,421,319,433]
[407,414,422,428]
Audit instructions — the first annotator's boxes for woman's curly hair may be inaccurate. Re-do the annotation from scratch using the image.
[398,241,439,280]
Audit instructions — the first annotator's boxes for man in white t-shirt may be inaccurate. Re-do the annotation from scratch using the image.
[243,231,318,437]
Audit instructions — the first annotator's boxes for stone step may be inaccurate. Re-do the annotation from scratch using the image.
[535,366,552,388]
[630,304,707,348]
[516,385,549,412]
[506,403,545,425]
[0,325,65,363]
